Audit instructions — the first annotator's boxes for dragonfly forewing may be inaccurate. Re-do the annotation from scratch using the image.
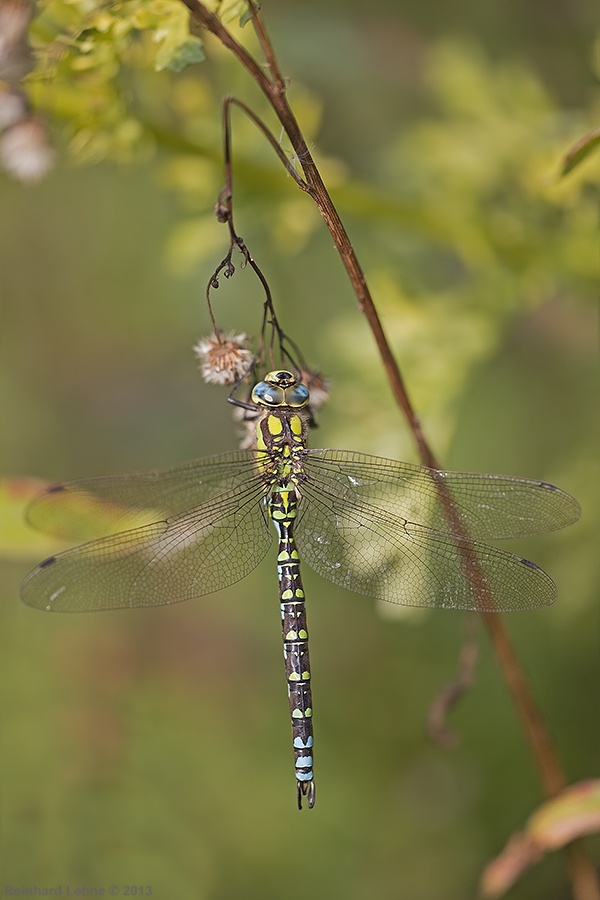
[26,451,266,541]
[21,480,272,612]
[303,451,581,540]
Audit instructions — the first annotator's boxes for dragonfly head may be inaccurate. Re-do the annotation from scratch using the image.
[252,370,310,409]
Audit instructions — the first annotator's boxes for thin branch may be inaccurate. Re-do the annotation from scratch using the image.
[225,96,308,188]
[247,0,286,93]
[207,96,304,374]
[181,0,272,92]
[428,612,479,748]
[179,5,599,896]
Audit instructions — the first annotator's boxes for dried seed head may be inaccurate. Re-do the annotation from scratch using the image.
[301,369,330,412]
[231,403,261,449]
[194,332,254,385]
[0,118,54,182]
[214,199,229,224]
[214,186,231,223]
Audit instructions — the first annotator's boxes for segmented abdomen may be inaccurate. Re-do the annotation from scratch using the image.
[271,485,315,809]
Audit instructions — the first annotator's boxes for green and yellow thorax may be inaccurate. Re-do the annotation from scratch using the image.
[251,370,310,492]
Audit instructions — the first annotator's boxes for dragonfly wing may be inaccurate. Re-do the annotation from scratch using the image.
[303,450,580,539]
[27,451,264,541]
[295,482,556,611]
[20,479,272,612]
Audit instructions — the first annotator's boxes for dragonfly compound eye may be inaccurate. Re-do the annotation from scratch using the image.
[284,384,310,408]
[252,381,286,407]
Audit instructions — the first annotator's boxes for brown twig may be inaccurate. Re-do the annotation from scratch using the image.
[485,612,600,899]
[177,3,599,895]
[181,0,432,464]
[207,96,309,375]
[427,612,479,749]
[223,96,308,188]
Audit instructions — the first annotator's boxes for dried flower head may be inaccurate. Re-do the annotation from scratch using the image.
[301,369,330,413]
[0,118,54,182]
[231,402,261,449]
[194,331,254,385]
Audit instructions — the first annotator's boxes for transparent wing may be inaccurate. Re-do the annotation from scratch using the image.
[26,451,264,541]
[295,474,557,611]
[303,450,580,539]
[20,478,272,612]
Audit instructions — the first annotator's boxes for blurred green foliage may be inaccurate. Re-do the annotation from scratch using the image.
[1,1,599,898]
[23,0,600,456]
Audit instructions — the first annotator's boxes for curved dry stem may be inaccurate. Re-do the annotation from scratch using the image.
[428,612,479,749]
[207,96,307,373]
[226,97,308,188]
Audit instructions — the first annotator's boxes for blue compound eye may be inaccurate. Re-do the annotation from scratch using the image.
[253,371,310,408]
[252,381,286,407]
[285,384,310,408]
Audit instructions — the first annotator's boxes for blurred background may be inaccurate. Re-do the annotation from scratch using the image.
[1,0,599,896]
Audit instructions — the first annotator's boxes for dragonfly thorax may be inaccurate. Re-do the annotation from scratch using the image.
[252,372,310,488]
[256,409,308,486]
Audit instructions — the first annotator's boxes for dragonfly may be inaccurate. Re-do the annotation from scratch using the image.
[20,369,580,809]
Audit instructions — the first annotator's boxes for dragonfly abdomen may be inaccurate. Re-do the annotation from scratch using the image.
[271,484,315,810]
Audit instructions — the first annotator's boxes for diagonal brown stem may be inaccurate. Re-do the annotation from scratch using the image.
[177,3,599,895]
[181,0,432,464]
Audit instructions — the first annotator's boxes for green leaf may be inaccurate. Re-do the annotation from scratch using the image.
[0,474,167,562]
[239,4,254,27]
[0,477,71,562]
[479,833,542,899]
[528,779,600,849]
[561,126,600,176]
[218,0,251,26]
[155,35,205,73]
[204,0,252,26]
